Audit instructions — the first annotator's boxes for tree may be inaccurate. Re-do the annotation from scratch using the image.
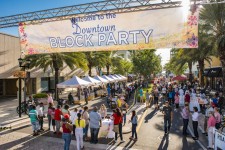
[164,61,188,76]
[200,2,225,95]
[26,52,87,99]
[170,48,194,81]
[112,58,133,75]
[132,49,162,78]
[184,24,215,87]
[84,52,107,76]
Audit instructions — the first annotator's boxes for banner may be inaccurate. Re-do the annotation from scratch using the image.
[19,7,199,55]
[214,130,225,150]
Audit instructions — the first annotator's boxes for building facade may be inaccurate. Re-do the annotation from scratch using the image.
[0,33,85,97]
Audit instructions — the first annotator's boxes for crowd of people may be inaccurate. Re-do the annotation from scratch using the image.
[27,81,141,150]
[151,77,225,149]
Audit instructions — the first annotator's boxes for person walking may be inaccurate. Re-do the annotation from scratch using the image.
[55,105,63,135]
[174,92,179,111]
[192,107,199,140]
[129,110,138,141]
[75,113,86,150]
[182,103,190,136]
[112,108,125,143]
[145,90,150,108]
[68,93,74,105]
[184,91,191,104]
[207,111,216,149]
[99,104,107,119]
[84,88,89,105]
[204,104,214,135]
[82,106,89,141]
[89,106,102,144]
[47,103,53,130]
[214,107,221,129]
[29,105,39,136]
[62,105,70,116]
[139,86,144,104]
[47,93,54,105]
[37,102,45,131]
[70,108,78,136]
[153,88,159,110]
[62,114,73,150]
[162,101,173,134]
[51,107,56,134]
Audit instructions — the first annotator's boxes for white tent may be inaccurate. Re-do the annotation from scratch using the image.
[57,76,92,88]
[108,75,118,81]
[93,75,109,83]
[112,74,123,81]
[113,74,125,81]
[102,75,115,82]
[117,74,127,80]
[82,76,101,84]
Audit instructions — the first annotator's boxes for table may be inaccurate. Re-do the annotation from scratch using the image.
[99,119,114,138]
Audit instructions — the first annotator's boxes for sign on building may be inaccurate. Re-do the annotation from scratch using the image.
[19,7,199,55]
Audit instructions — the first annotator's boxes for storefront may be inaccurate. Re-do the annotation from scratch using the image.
[204,67,223,90]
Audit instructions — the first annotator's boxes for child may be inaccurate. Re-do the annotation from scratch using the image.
[174,92,179,111]
[51,107,56,134]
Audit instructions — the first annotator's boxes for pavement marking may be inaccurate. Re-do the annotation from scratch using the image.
[179,112,207,150]
[136,107,148,133]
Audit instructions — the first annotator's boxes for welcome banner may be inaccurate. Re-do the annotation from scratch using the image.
[19,7,199,55]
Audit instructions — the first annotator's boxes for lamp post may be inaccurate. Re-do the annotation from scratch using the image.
[18,58,31,118]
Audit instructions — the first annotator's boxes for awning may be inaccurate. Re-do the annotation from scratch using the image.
[203,68,210,76]
[207,67,222,77]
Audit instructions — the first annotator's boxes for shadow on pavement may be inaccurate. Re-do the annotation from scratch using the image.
[157,134,169,150]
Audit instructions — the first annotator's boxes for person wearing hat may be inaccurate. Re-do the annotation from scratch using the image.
[62,114,73,150]
[162,101,173,134]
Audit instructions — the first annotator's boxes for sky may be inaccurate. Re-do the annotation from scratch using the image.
[0,0,171,66]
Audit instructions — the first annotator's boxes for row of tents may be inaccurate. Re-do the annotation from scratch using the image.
[57,74,127,88]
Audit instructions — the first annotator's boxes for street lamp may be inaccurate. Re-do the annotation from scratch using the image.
[18,57,31,118]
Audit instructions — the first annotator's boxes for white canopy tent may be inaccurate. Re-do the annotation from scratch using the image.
[82,76,101,84]
[102,75,115,82]
[57,76,92,88]
[117,74,127,81]
[108,75,118,81]
[93,75,109,83]
[112,74,124,81]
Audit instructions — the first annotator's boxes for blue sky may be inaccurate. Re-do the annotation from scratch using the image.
[0,0,98,36]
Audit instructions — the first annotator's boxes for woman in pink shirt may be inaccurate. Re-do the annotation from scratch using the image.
[207,111,216,149]
[214,107,221,129]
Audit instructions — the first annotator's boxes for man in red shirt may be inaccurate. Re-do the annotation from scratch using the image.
[55,105,63,135]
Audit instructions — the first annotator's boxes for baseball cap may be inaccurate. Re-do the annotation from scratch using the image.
[64,114,70,119]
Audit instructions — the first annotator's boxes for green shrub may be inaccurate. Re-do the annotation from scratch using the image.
[33,93,48,99]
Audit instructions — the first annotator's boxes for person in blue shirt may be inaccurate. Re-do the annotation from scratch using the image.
[139,86,144,104]
[29,105,39,136]
[107,84,111,97]
[212,94,219,107]
[168,89,175,105]
[129,110,138,141]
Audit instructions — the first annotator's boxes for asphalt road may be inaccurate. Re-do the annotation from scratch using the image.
[111,102,205,150]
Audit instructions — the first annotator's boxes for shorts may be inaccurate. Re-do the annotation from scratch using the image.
[52,119,56,126]
[146,99,150,104]
[31,121,39,132]
[154,97,159,104]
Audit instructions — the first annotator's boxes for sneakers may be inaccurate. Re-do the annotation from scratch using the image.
[129,137,133,140]
[121,140,125,143]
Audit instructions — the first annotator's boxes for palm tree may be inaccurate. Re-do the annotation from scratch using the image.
[184,25,215,87]
[170,49,194,81]
[84,52,107,76]
[26,52,87,99]
[200,2,225,95]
